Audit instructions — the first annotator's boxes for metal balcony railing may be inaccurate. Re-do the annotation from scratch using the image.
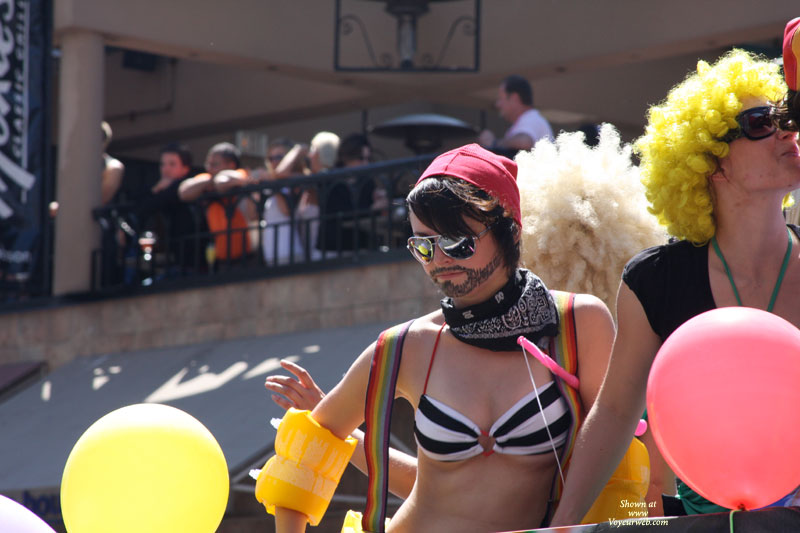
[90,154,435,292]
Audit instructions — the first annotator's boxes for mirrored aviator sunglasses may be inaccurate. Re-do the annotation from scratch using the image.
[407,225,493,264]
[721,106,778,143]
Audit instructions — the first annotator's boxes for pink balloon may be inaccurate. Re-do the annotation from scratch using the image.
[647,307,800,510]
[0,495,57,533]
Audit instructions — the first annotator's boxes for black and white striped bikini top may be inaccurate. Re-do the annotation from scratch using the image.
[413,325,571,461]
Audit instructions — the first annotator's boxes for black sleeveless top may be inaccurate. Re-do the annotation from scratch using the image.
[622,225,800,341]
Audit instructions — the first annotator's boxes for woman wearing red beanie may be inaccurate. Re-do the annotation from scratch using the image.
[260,143,615,532]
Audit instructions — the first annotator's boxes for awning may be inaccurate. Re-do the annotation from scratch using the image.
[0,319,397,500]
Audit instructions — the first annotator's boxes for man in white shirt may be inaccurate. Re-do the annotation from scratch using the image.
[478,74,553,152]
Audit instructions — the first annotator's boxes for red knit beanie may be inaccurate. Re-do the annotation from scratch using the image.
[416,143,521,228]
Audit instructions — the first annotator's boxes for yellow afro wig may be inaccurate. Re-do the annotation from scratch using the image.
[634,49,788,243]
[517,124,667,315]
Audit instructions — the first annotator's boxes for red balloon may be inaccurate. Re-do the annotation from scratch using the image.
[647,307,800,510]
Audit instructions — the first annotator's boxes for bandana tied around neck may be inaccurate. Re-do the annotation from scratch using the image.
[440,269,559,351]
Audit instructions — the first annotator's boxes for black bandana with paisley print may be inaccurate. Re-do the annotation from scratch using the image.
[440,269,559,351]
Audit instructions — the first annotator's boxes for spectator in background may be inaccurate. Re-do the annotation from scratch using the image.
[151,143,193,194]
[251,137,304,182]
[259,132,348,262]
[50,121,124,218]
[328,133,381,250]
[86,121,126,286]
[268,138,301,176]
[259,138,309,265]
[179,142,254,263]
[101,121,125,205]
[478,74,553,153]
[294,131,340,256]
[309,132,340,171]
[337,133,372,168]
[338,133,378,208]
[135,143,204,274]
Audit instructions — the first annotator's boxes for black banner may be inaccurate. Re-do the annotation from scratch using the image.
[0,0,51,296]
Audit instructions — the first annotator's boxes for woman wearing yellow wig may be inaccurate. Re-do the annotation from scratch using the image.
[551,49,800,524]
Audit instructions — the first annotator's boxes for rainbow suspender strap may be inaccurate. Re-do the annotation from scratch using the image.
[547,290,583,503]
[362,319,414,533]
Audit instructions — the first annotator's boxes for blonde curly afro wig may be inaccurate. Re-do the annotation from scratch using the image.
[517,124,667,315]
[634,49,788,243]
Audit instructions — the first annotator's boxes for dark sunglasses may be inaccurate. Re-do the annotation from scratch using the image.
[721,106,779,143]
[407,224,493,264]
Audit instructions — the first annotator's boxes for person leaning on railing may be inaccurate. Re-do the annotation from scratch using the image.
[135,143,201,275]
[255,137,310,265]
[178,142,255,263]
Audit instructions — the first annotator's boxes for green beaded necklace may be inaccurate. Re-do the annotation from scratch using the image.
[711,227,793,312]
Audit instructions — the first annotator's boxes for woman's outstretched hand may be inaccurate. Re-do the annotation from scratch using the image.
[265,359,325,411]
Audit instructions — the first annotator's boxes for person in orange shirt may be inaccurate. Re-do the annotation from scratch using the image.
[178,142,253,262]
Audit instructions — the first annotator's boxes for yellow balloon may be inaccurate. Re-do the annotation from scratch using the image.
[581,438,650,524]
[61,404,229,533]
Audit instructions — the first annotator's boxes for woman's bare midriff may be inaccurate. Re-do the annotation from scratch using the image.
[387,450,558,532]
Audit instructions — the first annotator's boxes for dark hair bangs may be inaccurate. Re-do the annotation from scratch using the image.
[407,177,497,237]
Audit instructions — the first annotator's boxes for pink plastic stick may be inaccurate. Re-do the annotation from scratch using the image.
[517,336,580,389]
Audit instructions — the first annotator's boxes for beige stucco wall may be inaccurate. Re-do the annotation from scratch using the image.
[1,260,440,370]
[54,0,798,156]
